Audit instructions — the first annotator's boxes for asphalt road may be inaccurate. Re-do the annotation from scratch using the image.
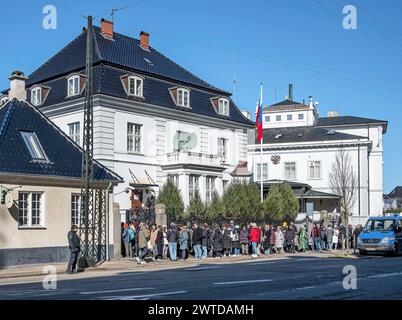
[1,255,402,300]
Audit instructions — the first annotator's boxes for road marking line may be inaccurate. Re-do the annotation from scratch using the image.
[296,286,316,290]
[186,266,222,271]
[101,290,188,300]
[79,287,154,295]
[213,279,273,285]
[367,272,402,279]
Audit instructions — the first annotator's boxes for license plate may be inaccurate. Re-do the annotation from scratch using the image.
[366,247,376,251]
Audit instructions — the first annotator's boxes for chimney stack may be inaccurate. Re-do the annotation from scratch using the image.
[8,71,27,101]
[101,18,114,38]
[289,83,293,101]
[140,31,150,50]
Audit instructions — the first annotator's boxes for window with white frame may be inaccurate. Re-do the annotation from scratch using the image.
[218,98,229,116]
[298,113,304,120]
[206,176,216,204]
[276,115,282,122]
[31,87,42,106]
[18,192,44,227]
[20,131,47,161]
[127,123,142,153]
[68,122,80,145]
[285,162,296,180]
[189,175,199,201]
[255,163,268,181]
[71,194,81,226]
[308,161,321,179]
[128,76,143,97]
[265,115,270,122]
[67,75,80,97]
[177,88,190,107]
[287,114,293,121]
[218,138,227,161]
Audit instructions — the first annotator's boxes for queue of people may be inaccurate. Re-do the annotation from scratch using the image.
[120,220,364,264]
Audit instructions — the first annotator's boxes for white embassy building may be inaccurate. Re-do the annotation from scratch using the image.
[8,20,254,217]
[247,85,387,226]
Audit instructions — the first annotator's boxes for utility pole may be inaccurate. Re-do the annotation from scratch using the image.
[79,15,95,268]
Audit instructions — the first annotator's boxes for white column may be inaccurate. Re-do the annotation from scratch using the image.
[179,173,189,206]
[216,176,223,196]
[199,175,207,202]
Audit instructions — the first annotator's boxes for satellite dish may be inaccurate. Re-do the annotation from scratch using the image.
[5,193,13,209]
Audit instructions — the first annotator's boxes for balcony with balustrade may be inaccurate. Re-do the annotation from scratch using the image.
[160,151,227,172]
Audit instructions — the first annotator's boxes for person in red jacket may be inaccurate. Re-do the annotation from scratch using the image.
[249,223,260,257]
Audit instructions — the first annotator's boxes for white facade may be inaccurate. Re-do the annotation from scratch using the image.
[248,98,386,226]
[44,95,250,211]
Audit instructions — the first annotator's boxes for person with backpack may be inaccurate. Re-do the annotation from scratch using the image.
[122,223,131,258]
[127,223,136,258]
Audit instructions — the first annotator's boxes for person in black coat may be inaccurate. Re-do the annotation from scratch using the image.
[66,225,81,273]
[155,225,164,260]
[192,223,203,259]
[212,227,223,258]
[285,226,296,253]
[222,225,232,257]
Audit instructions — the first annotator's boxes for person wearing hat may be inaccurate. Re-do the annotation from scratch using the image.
[66,225,81,274]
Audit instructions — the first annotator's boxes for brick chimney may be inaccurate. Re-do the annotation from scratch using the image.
[140,31,150,50]
[8,71,27,101]
[101,18,114,38]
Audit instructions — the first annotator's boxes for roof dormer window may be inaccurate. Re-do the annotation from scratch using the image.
[20,131,47,161]
[177,88,190,108]
[218,98,229,116]
[67,75,80,97]
[31,87,42,106]
[128,76,143,97]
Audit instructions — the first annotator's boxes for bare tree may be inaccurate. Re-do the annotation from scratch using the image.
[329,148,357,254]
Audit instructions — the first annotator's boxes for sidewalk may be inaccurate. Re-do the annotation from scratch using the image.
[0,250,359,280]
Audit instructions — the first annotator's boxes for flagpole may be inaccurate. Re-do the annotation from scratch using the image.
[260,83,263,203]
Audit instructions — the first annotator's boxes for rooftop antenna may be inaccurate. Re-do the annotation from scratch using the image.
[109,5,130,23]
[274,88,277,103]
[233,54,237,103]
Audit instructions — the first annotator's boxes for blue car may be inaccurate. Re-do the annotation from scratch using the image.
[357,215,402,256]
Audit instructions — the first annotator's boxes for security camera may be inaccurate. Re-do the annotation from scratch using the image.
[124,186,136,193]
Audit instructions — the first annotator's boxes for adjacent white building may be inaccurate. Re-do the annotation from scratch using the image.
[247,86,387,226]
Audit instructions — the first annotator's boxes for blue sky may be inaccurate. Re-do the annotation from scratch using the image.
[1,0,401,193]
